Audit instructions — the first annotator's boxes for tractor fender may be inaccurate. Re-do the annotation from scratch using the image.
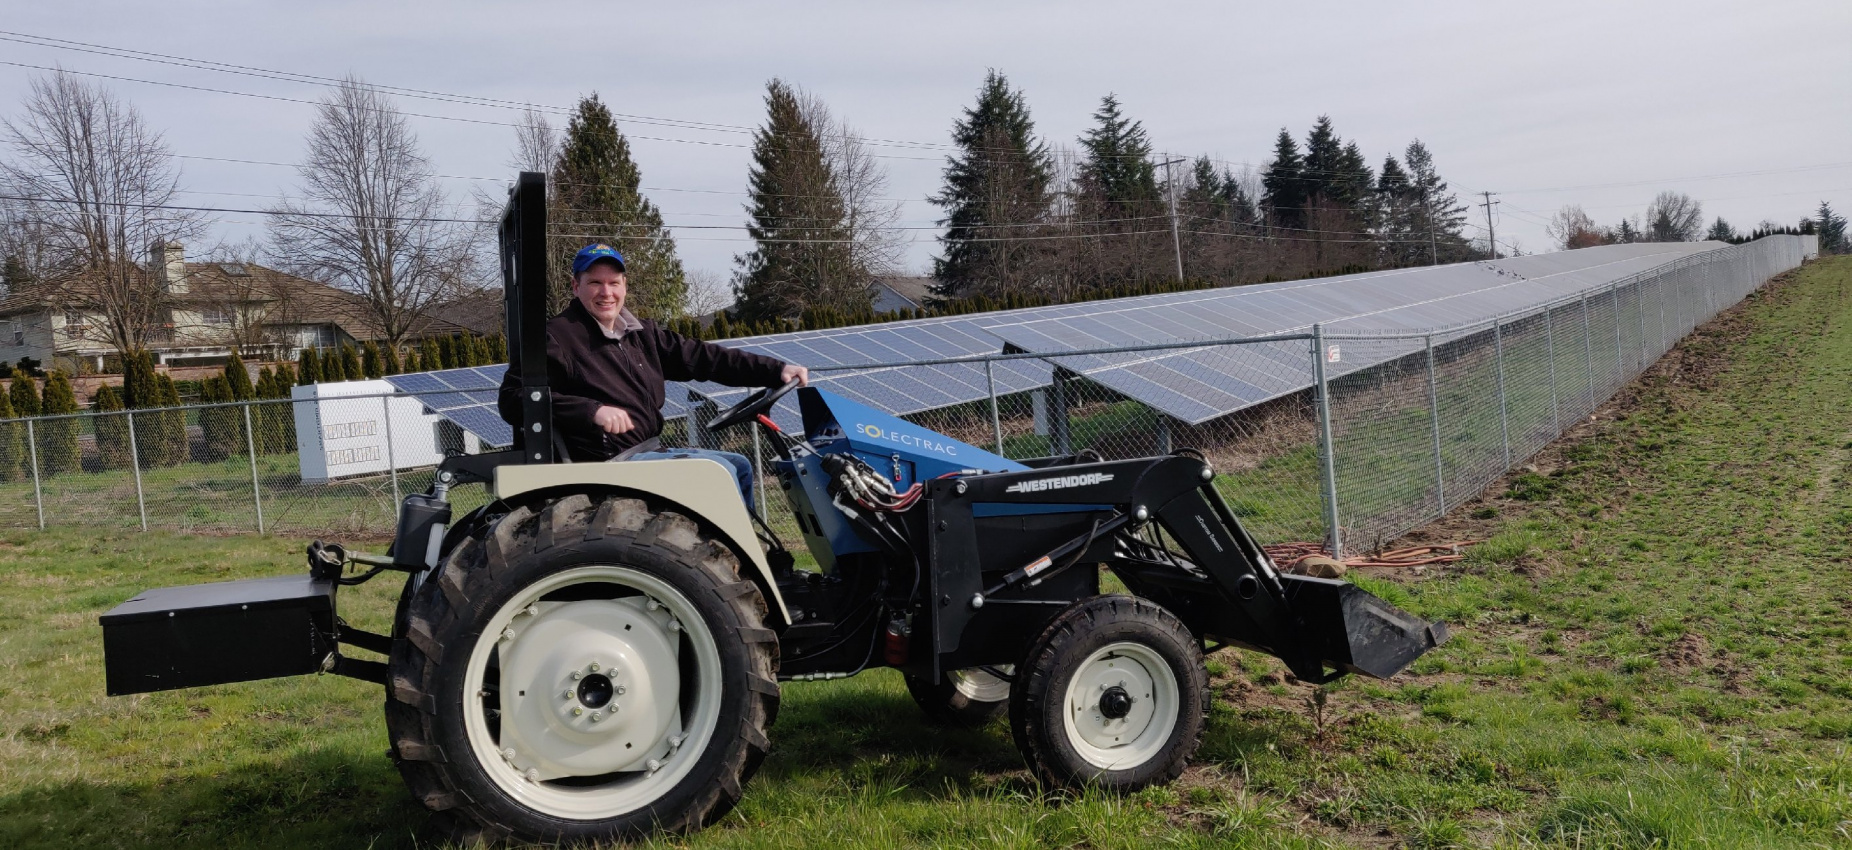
[493,459,792,626]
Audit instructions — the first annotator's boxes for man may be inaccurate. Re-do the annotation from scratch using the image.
[497,243,807,507]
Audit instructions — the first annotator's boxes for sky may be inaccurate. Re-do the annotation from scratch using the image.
[2,0,1847,298]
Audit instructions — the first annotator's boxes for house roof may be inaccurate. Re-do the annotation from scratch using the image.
[0,260,473,341]
[871,276,934,313]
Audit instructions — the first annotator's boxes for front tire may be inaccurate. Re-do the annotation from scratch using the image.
[384,494,780,844]
[1010,595,1207,793]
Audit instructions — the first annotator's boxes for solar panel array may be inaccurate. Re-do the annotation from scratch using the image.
[677,312,1057,430]
[395,242,1724,442]
[979,242,1720,423]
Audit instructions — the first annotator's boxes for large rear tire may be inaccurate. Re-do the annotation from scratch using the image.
[384,494,780,844]
[1010,595,1207,793]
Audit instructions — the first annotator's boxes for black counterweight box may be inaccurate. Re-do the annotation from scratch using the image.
[100,574,337,696]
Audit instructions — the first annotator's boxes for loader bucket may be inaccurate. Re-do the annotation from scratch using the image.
[1280,574,1450,679]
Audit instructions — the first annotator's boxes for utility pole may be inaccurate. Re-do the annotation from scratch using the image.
[1424,186,1439,265]
[1479,190,1500,260]
[1159,155,1187,282]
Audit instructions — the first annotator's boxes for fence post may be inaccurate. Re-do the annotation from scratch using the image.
[1635,279,1649,368]
[1425,334,1445,514]
[26,419,43,530]
[1611,285,1625,377]
[1580,291,1596,411]
[243,403,264,534]
[1310,324,1343,557]
[1658,274,1669,356]
[126,411,147,531]
[984,358,1004,456]
[381,395,400,507]
[1545,304,1561,434]
[1493,318,1511,468]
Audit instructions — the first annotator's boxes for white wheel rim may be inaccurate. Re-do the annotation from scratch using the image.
[461,565,723,821]
[1059,641,1178,770]
[949,667,1012,703]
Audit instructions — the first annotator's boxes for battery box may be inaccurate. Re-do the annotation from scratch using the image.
[100,574,337,696]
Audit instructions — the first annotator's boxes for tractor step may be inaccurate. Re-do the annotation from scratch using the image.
[100,574,337,696]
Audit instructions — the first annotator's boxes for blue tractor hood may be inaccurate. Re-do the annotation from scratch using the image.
[797,388,1026,487]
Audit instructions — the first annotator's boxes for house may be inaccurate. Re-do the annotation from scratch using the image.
[0,242,474,372]
[870,276,935,314]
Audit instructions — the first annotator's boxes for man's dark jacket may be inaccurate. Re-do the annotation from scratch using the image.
[498,299,785,461]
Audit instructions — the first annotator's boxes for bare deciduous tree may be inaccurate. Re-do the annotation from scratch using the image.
[511,108,559,174]
[1645,191,1703,242]
[1547,204,1606,250]
[267,76,471,348]
[805,97,907,280]
[0,71,203,353]
[682,268,734,318]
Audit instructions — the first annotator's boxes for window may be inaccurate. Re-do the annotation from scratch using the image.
[203,306,234,325]
[11,322,20,346]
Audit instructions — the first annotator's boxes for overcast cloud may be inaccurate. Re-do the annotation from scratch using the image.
[3,0,1847,287]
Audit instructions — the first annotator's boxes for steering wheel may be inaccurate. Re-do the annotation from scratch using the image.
[707,377,802,431]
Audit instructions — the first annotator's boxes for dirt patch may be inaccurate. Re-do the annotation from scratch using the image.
[1661,632,1712,671]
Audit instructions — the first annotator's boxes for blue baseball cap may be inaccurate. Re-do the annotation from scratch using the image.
[571,243,627,276]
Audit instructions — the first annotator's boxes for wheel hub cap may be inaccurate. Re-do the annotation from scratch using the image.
[495,596,684,780]
[1098,685,1133,720]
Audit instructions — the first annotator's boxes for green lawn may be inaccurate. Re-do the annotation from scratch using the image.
[2,257,1850,847]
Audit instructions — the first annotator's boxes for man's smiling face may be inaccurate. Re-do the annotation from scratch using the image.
[572,263,627,327]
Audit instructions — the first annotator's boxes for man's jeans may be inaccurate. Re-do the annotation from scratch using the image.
[625,448,756,511]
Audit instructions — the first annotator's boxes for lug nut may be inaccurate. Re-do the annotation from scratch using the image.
[571,671,582,680]
[563,689,574,699]
[525,768,538,782]
[615,685,627,695]
[572,708,583,717]
[589,662,601,672]
[590,713,603,723]
[646,759,663,773]
[502,748,515,760]
[501,627,517,641]
[667,620,681,632]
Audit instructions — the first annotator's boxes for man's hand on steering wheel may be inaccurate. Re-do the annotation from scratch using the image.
[708,368,806,432]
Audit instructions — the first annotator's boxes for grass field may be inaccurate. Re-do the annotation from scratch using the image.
[2,256,1849,848]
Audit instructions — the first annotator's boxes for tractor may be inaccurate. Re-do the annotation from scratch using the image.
[98,173,1449,844]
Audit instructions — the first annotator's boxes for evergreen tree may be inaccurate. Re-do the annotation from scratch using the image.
[338,344,362,382]
[197,375,237,462]
[326,347,349,381]
[153,373,186,466]
[1402,140,1470,261]
[298,347,321,385]
[403,348,421,373]
[1705,217,1738,242]
[1076,94,1158,210]
[38,370,80,474]
[1816,201,1848,254]
[92,384,130,470]
[732,79,864,323]
[1300,116,1345,207]
[382,343,403,375]
[552,94,689,317]
[1261,129,1308,229]
[436,335,456,370]
[0,379,20,481]
[122,351,156,411]
[8,369,40,418]
[420,337,443,372]
[224,351,255,400]
[1374,155,1425,266]
[488,334,507,362]
[362,341,385,379]
[930,70,1054,299]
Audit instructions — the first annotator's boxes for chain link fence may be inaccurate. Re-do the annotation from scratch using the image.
[0,236,1814,554]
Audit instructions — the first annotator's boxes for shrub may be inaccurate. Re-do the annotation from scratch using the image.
[196,375,237,462]
[362,341,384,379]
[224,350,255,400]
[338,344,362,382]
[298,347,321,385]
[0,384,21,481]
[92,384,131,470]
[8,368,40,417]
[38,370,81,474]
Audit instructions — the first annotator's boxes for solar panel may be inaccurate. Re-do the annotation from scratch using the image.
[388,363,690,449]
[979,242,1720,423]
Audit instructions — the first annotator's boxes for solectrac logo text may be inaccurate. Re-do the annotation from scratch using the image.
[853,422,959,457]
